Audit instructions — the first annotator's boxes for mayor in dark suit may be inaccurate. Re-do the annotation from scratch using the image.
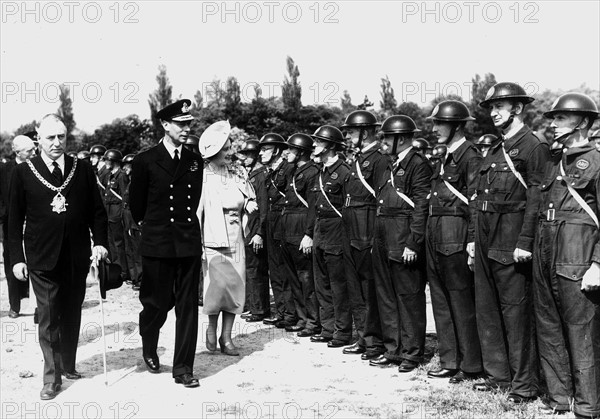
[8,114,108,400]
[129,99,203,388]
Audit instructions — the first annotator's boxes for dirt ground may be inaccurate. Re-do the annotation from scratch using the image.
[0,257,572,419]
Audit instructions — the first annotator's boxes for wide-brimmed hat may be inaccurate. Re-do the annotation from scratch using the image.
[198,120,231,159]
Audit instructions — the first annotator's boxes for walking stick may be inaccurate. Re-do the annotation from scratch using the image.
[92,260,109,386]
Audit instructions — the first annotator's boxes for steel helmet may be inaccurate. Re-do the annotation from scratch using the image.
[381,115,421,134]
[89,144,107,156]
[590,129,600,139]
[432,144,447,159]
[67,151,77,158]
[103,149,123,162]
[123,154,135,164]
[185,134,200,146]
[286,133,314,151]
[239,139,260,153]
[412,138,430,150]
[258,133,287,148]
[476,134,497,147]
[428,100,475,122]
[543,92,599,119]
[479,82,535,108]
[77,150,90,160]
[341,110,380,129]
[311,125,345,145]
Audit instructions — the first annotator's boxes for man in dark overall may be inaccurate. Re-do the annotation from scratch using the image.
[424,101,483,383]
[534,93,600,418]
[257,133,296,328]
[121,153,142,291]
[129,99,203,388]
[101,149,130,283]
[280,133,321,336]
[370,115,431,372]
[471,82,549,402]
[340,110,388,356]
[238,139,271,322]
[309,125,351,345]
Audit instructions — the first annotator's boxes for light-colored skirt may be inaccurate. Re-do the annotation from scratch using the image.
[202,211,246,315]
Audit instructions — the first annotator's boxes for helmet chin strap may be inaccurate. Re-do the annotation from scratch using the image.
[501,109,517,131]
[554,116,585,144]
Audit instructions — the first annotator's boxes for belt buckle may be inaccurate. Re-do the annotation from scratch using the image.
[482,201,488,211]
[547,208,555,221]
[345,196,351,207]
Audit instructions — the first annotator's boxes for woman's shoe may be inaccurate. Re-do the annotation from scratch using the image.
[206,329,217,352]
[219,337,240,356]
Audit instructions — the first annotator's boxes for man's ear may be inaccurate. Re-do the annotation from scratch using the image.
[161,120,169,130]
[513,102,524,115]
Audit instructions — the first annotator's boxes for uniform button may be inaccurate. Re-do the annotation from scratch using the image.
[380,200,384,203]
[170,184,173,188]
[541,185,545,188]
[187,218,192,222]
[170,207,174,211]
[187,195,191,199]
[563,148,567,153]
[351,173,355,176]
[571,182,575,186]
[491,163,496,168]
[188,184,191,188]
[556,176,562,180]
[285,200,288,203]
[187,207,191,210]
[502,258,506,262]
[170,196,173,200]
[320,204,323,208]
[484,189,489,193]
[433,192,438,196]
[170,218,174,222]
[549,203,553,208]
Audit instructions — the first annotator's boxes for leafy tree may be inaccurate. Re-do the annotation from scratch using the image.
[380,75,397,116]
[224,77,242,125]
[148,64,173,140]
[469,73,497,138]
[282,56,302,112]
[58,84,76,142]
[357,95,374,110]
[81,115,151,156]
[340,90,356,115]
[193,89,203,109]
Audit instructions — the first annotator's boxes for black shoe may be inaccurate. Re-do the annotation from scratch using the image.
[274,320,292,329]
[449,370,482,384]
[8,309,19,319]
[507,394,536,404]
[240,311,251,319]
[310,335,332,343]
[262,317,283,326]
[62,370,82,380]
[361,350,383,360]
[369,355,397,367]
[297,329,320,337]
[40,383,61,400]
[539,402,569,415]
[398,360,419,373]
[132,283,140,291]
[427,368,458,378]
[246,314,266,322]
[285,324,304,332]
[473,380,503,392]
[327,339,350,348]
[174,373,200,388]
[219,337,240,356]
[343,342,366,355]
[143,354,160,373]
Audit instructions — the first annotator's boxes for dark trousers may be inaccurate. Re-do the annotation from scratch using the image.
[533,223,600,417]
[474,212,538,397]
[107,204,128,279]
[2,223,28,312]
[372,217,426,363]
[313,245,352,341]
[245,244,270,316]
[122,209,142,285]
[266,214,295,322]
[139,256,200,377]
[30,244,88,385]
[281,241,319,331]
[426,218,482,373]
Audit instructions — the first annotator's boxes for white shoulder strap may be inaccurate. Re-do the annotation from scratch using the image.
[319,173,342,217]
[502,145,527,189]
[439,157,468,205]
[390,170,415,208]
[559,159,599,228]
[355,160,376,198]
[292,175,309,208]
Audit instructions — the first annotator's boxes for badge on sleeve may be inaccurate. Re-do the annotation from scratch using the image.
[576,159,590,170]
[362,160,370,168]
[331,172,338,180]
[397,169,405,176]
[297,173,304,180]
[509,149,519,157]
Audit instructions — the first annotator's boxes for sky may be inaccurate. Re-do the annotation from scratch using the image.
[1,0,599,134]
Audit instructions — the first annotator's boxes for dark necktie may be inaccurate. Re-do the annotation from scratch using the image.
[52,162,63,185]
[173,149,180,166]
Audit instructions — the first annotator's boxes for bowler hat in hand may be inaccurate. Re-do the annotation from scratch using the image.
[96,260,123,299]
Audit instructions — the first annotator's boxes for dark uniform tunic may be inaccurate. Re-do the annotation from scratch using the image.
[281,161,320,331]
[533,142,600,417]
[372,148,431,362]
[245,165,270,317]
[102,167,129,279]
[426,139,482,373]
[264,159,296,323]
[313,157,351,340]
[472,124,548,396]
[122,175,142,286]
[342,143,389,351]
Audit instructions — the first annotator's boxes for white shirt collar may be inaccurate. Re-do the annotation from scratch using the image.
[503,120,524,140]
[447,137,467,154]
[323,154,339,169]
[163,138,182,159]
[41,152,65,172]
[396,146,412,164]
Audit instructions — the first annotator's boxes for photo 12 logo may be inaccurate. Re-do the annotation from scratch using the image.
[1,1,140,24]
[2,82,140,104]
[400,1,540,24]
[200,1,340,24]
